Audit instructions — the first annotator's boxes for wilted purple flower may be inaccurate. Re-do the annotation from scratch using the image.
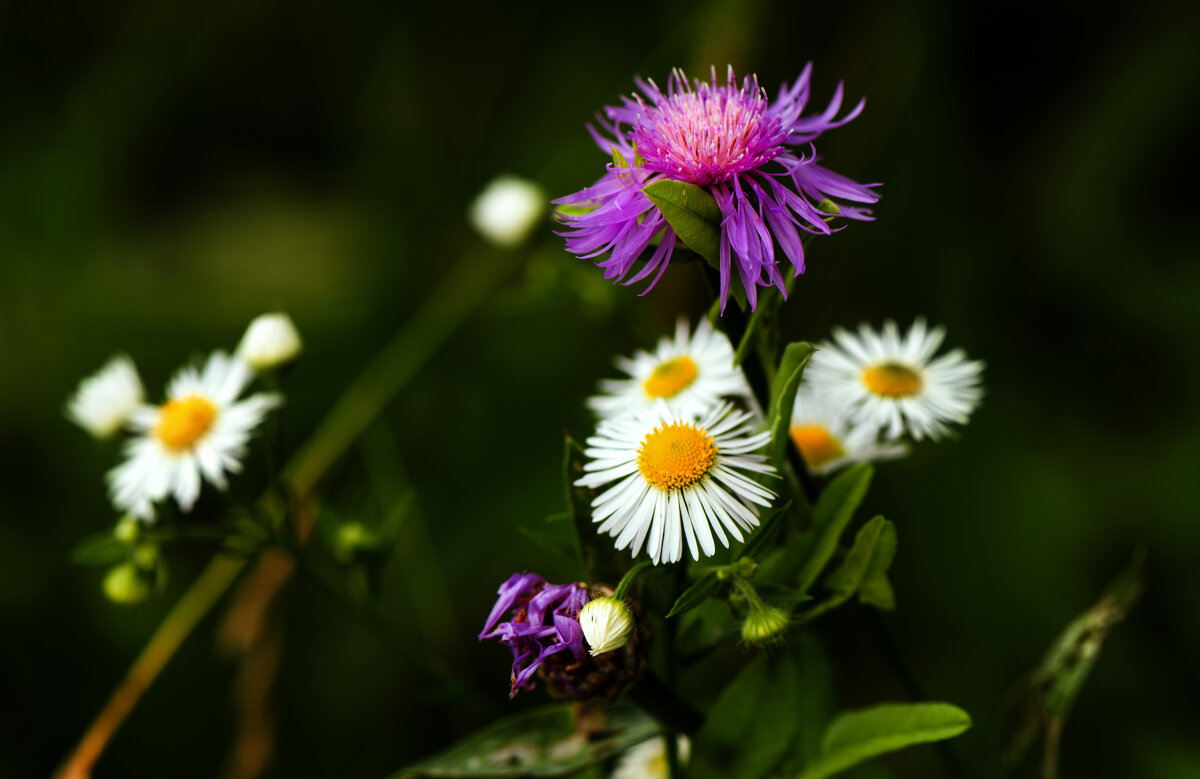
[555,65,878,311]
[478,572,591,697]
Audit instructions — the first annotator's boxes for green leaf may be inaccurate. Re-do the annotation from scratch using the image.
[797,703,972,779]
[642,179,723,266]
[822,516,897,611]
[796,464,873,594]
[764,342,815,475]
[395,703,658,777]
[71,532,127,566]
[694,635,836,779]
[667,571,722,618]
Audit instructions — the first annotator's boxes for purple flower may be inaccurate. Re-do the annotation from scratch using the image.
[479,572,591,697]
[555,65,879,311]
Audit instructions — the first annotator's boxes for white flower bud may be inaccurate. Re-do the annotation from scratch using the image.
[468,175,545,248]
[579,596,634,656]
[66,354,144,439]
[237,313,302,371]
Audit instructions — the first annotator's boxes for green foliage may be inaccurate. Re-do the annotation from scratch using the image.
[765,342,815,474]
[693,632,836,779]
[797,703,972,779]
[395,703,658,778]
[821,516,897,612]
[796,464,874,594]
[1005,550,1145,773]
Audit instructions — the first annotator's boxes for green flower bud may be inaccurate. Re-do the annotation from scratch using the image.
[113,516,140,545]
[741,606,790,646]
[579,596,635,656]
[103,562,151,605]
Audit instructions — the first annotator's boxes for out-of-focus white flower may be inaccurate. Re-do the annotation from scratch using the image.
[806,318,984,441]
[237,312,302,371]
[789,388,908,475]
[469,175,545,248]
[612,735,690,779]
[579,596,634,656]
[66,354,145,439]
[108,351,281,521]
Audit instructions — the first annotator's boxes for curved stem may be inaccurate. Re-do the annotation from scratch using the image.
[56,245,522,778]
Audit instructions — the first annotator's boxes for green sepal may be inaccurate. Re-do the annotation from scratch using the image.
[797,702,972,779]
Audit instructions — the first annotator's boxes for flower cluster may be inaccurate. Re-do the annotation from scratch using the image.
[791,318,985,473]
[65,313,300,522]
[556,65,878,311]
[580,319,774,565]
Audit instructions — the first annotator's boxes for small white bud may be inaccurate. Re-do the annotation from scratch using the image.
[66,354,145,439]
[237,313,302,371]
[468,175,545,248]
[579,596,634,656]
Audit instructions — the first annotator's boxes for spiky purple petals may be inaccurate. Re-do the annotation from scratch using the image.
[478,572,591,697]
[556,65,879,311]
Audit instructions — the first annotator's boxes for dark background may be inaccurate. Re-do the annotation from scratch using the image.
[2,0,1199,776]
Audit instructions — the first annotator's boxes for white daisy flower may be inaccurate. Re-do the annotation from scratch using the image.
[576,402,775,565]
[66,354,145,439]
[237,312,302,371]
[790,387,908,475]
[805,318,984,441]
[468,174,545,248]
[107,351,281,521]
[588,318,752,421]
[612,736,690,779]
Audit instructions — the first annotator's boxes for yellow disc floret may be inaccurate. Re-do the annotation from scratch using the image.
[790,425,845,471]
[637,422,717,490]
[642,356,698,399]
[861,362,923,398]
[155,395,217,452]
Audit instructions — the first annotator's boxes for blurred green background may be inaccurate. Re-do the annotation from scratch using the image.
[2,0,1199,776]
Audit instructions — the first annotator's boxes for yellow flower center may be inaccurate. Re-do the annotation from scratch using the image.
[155,395,217,452]
[642,356,698,399]
[790,425,845,471]
[861,362,923,398]
[637,422,717,490]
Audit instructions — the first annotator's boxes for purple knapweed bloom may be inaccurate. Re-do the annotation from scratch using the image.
[478,572,591,697]
[555,65,879,311]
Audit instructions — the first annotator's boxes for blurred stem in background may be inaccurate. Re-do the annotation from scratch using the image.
[56,243,525,779]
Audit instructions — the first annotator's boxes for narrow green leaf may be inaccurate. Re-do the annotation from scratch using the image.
[822,517,897,611]
[667,572,721,618]
[765,342,815,473]
[396,703,658,777]
[642,179,723,266]
[798,703,972,779]
[796,464,873,594]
